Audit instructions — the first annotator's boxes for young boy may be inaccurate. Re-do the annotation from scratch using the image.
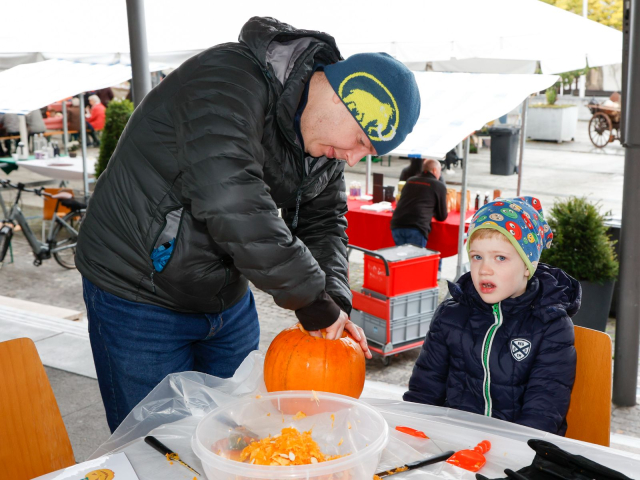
[404,197,580,435]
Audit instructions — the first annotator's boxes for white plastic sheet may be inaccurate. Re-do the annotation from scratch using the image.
[89,351,640,480]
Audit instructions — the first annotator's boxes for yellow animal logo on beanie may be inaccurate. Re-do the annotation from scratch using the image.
[338,72,399,142]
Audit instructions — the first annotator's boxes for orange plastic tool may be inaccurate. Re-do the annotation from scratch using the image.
[446,440,491,472]
[395,426,429,439]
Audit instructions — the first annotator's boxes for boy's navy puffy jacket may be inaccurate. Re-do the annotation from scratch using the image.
[404,263,581,435]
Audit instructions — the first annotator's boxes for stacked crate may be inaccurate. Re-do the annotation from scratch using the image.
[350,244,440,356]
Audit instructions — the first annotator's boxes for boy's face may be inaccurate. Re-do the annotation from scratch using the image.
[469,235,530,304]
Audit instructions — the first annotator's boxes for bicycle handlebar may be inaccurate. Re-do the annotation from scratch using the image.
[0,179,53,197]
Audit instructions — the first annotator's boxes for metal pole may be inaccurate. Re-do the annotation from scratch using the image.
[456,137,470,279]
[62,100,69,155]
[621,0,631,145]
[126,0,152,106]
[577,0,588,99]
[79,94,90,201]
[613,0,639,407]
[516,97,528,196]
[366,155,372,195]
[18,115,29,157]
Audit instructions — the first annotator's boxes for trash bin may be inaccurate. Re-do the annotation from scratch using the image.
[488,126,520,176]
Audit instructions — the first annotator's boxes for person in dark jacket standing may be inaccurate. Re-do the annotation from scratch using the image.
[404,197,579,435]
[399,157,423,181]
[76,17,421,432]
[391,159,447,247]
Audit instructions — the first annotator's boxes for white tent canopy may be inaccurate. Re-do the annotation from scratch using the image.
[0,58,557,159]
[0,59,169,114]
[0,0,621,73]
[391,72,558,158]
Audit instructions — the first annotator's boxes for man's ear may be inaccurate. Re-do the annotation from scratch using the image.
[332,93,342,104]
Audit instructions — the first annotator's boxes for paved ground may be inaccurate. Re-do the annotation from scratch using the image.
[2,123,640,461]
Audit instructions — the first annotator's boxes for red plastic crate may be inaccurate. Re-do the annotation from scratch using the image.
[363,245,439,297]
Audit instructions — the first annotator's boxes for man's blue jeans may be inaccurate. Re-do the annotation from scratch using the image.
[82,277,259,432]
[391,227,427,248]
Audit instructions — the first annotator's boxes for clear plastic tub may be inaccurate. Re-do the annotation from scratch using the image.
[192,391,389,479]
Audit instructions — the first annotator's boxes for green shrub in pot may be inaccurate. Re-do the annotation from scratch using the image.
[540,196,618,331]
[96,99,134,178]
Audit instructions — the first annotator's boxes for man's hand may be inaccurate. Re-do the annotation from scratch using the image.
[308,310,372,359]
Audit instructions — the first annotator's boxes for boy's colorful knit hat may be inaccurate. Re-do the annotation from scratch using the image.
[324,53,421,156]
[467,197,553,276]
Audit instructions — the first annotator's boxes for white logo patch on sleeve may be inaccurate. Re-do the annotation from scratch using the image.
[510,338,532,361]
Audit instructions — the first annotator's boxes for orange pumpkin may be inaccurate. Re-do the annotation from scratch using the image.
[264,324,366,398]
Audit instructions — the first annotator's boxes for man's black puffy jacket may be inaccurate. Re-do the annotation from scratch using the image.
[76,17,351,329]
[404,264,580,435]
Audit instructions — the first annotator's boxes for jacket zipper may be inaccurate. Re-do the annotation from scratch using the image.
[266,67,335,230]
[216,263,231,312]
[481,303,503,417]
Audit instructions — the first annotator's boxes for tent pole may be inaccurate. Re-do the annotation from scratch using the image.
[516,97,528,196]
[613,0,640,407]
[126,0,152,106]
[62,100,69,156]
[455,137,470,279]
[79,94,90,202]
[366,155,372,195]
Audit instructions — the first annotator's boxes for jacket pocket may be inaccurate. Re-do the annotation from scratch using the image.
[149,208,184,294]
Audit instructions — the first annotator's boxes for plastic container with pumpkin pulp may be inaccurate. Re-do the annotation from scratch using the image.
[191,391,389,480]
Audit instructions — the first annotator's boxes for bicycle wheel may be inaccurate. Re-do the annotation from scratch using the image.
[51,210,85,269]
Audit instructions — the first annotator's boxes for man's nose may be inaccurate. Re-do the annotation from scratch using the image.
[344,147,370,167]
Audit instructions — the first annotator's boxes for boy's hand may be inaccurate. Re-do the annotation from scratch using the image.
[308,310,372,359]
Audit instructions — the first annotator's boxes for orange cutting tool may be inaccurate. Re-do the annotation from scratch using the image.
[446,440,491,472]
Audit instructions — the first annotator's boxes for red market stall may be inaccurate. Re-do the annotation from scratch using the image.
[345,198,475,258]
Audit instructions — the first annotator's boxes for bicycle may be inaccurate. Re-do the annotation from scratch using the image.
[0,179,86,269]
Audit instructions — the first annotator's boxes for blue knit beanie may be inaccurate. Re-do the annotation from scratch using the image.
[324,53,421,156]
[467,197,553,277]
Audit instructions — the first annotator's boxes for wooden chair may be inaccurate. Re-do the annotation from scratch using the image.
[43,187,73,220]
[565,325,612,446]
[0,338,75,479]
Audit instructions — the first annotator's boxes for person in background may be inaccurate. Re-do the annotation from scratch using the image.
[391,158,447,248]
[26,109,47,150]
[96,87,114,107]
[85,95,106,147]
[0,113,21,156]
[399,157,423,182]
[66,97,82,140]
[444,148,462,171]
[0,120,7,157]
[84,88,114,109]
[404,197,579,436]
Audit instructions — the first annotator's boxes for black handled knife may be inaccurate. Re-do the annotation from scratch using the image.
[374,450,455,478]
[144,435,201,476]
